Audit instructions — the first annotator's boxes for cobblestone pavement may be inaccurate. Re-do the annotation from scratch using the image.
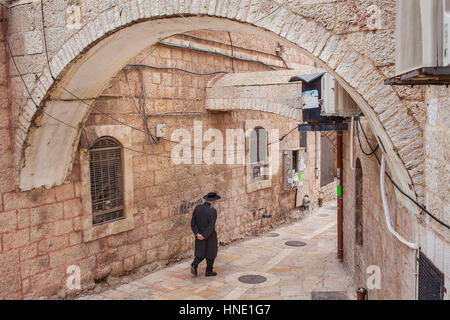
[77,203,356,300]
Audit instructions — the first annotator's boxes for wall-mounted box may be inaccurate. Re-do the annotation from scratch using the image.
[290,72,359,121]
[156,124,166,138]
[283,147,306,191]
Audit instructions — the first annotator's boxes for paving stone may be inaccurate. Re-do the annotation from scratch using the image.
[76,203,355,300]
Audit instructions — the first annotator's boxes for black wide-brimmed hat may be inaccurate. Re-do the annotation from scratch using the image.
[203,192,221,201]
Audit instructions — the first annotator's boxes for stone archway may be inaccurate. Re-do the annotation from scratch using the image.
[10,0,422,214]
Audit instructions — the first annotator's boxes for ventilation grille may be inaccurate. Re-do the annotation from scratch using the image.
[418,251,444,300]
[89,138,124,225]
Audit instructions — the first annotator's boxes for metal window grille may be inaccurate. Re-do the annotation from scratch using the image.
[418,251,444,300]
[89,137,124,225]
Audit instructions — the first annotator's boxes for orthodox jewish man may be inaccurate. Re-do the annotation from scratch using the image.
[190,192,221,277]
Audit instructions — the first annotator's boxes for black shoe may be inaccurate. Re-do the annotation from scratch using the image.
[205,271,217,277]
[191,264,197,277]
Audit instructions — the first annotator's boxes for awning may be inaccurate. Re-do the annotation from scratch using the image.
[289,72,325,83]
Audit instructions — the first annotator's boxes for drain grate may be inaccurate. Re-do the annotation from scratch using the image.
[285,240,307,247]
[311,291,348,300]
[238,275,267,284]
[265,233,280,237]
[318,214,329,217]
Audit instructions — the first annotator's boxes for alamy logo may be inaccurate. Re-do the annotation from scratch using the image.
[366,265,381,290]
[170,121,280,175]
[66,265,81,291]
[367,5,382,30]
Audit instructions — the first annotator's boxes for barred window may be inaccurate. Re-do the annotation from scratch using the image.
[89,137,124,225]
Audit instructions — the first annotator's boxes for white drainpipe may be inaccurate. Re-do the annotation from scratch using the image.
[315,131,319,179]
[350,117,354,170]
[380,155,418,250]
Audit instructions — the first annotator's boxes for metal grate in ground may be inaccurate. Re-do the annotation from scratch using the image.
[238,275,267,284]
[265,233,280,237]
[285,240,307,247]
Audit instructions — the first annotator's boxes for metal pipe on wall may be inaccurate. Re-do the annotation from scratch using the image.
[337,131,344,261]
[315,131,319,179]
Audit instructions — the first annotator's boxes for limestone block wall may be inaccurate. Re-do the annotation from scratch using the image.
[0,32,320,299]
[342,119,417,299]
[343,116,449,300]
[0,0,446,301]
[421,86,450,298]
[3,0,425,212]
[320,179,337,204]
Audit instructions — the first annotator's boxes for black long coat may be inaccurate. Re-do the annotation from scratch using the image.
[191,202,218,260]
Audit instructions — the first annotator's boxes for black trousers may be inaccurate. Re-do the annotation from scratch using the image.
[192,256,215,272]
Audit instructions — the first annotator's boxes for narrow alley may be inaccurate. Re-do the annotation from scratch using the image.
[77,203,355,300]
[0,0,448,304]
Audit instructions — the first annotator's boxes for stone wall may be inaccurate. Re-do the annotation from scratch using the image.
[5,0,424,211]
[421,86,450,298]
[342,119,417,299]
[343,116,449,300]
[320,179,337,204]
[0,31,321,299]
[1,0,447,301]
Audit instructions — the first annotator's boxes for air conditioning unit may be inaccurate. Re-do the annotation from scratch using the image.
[395,0,450,76]
[321,73,335,115]
[322,75,359,117]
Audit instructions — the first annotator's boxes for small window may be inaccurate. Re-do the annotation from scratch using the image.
[250,127,268,182]
[89,137,124,225]
[250,127,268,164]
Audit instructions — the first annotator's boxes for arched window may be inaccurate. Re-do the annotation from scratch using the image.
[355,158,363,246]
[250,127,268,164]
[89,137,124,225]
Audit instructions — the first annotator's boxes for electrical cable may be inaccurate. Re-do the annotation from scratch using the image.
[227,32,235,73]
[33,1,449,231]
[123,68,158,145]
[157,41,277,71]
[278,54,289,69]
[60,80,295,156]
[40,0,55,80]
[278,126,298,142]
[123,65,296,151]
[14,33,296,160]
[254,0,291,23]
[356,117,379,156]
[23,7,299,158]
[5,38,78,130]
[183,32,284,60]
[126,64,228,76]
[357,118,449,230]
[6,33,171,160]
